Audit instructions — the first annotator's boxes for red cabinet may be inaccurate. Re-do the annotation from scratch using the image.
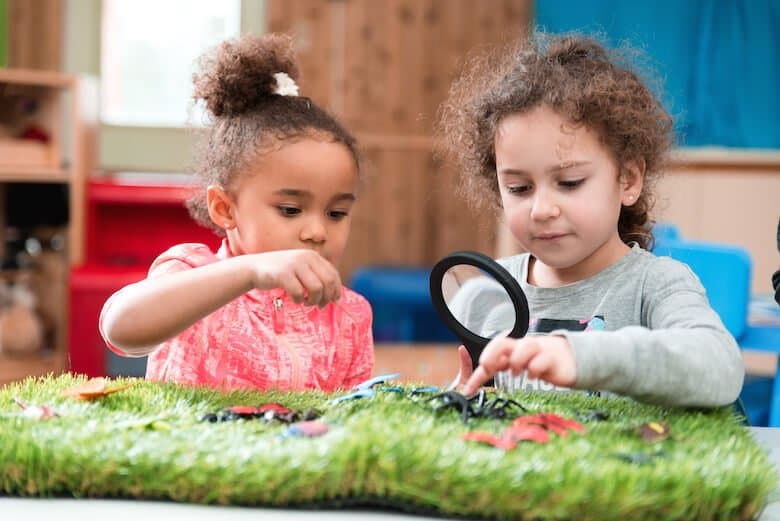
[69,174,218,377]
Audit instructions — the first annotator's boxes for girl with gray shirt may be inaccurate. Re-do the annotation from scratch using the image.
[437,34,743,407]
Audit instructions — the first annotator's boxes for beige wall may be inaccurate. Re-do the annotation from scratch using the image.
[656,149,780,294]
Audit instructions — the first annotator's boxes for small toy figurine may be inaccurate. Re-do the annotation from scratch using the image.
[462,413,585,450]
[200,403,320,423]
[637,422,671,442]
[12,396,57,420]
[61,377,133,400]
[284,420,329,438]
[424,389,527,422]
[330,373,401,403]
[408,386,439,397]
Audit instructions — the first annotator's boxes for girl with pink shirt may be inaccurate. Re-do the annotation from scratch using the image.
[100,34,373,392]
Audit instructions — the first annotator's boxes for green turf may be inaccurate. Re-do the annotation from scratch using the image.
[0,374,776,520]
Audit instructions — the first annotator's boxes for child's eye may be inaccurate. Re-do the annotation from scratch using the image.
[507,185,531,194]
[328,210,350,220]
[559,179,584,189]
[278,206,301,217]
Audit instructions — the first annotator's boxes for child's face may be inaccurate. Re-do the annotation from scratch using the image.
[223,138,359,266]
[494,105,640,282]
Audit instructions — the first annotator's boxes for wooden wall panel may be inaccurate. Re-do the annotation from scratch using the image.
[340,146,430,276]
[8,0,62,71]
[267,0,533,279]
[656,167,780,294]
[266,0,331,104]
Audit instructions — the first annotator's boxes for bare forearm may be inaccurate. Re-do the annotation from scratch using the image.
[101,256,253,354]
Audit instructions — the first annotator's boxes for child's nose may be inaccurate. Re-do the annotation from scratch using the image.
[530,189,561,220]
[301,217,327,243]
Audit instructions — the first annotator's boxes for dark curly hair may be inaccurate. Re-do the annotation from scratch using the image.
[187,33,360,234]
[437,33,674,250]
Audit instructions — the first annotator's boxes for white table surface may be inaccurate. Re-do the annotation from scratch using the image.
[3,427,780,520]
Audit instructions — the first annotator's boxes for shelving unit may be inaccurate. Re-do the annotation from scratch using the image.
[0,68,97,385]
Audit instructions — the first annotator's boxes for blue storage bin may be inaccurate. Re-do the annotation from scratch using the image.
[350,267,457,343]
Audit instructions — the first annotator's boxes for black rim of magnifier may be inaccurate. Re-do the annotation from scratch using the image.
[429,251,530,364]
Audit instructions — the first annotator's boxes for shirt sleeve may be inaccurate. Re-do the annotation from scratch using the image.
[566,258,744,407]
[99,243,217,356]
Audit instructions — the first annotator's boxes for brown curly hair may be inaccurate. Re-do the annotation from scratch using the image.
[437,33,674,250]
[187,33,360,234]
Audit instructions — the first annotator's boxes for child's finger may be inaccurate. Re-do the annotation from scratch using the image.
[457,345,473,382]
[461,340,513,394]
[309,259,342,305]
[278,271,305,303]
[294,264,325,306]
[525,347,553,380]
[461,366,491,395]
[478,337,515,375]
[508,338,542,376]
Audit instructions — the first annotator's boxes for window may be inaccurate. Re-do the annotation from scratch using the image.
[100,0,241,127]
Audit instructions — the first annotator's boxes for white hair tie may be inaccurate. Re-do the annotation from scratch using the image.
[272,72,299,97]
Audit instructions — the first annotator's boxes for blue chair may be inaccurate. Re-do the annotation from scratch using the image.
[653,239,751,339]
[654,236,780,426]
[652,222,681,244]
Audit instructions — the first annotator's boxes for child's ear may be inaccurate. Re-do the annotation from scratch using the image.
[206,185,236,230]
[621,158,646,206]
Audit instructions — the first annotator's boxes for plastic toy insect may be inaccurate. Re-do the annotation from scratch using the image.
[424,389,528,422]
[354,373,401,391]
[61,377,133,401]
[613,448,667,465]
[330,373,401,404]
[462,413,585,449]
[425,390,478,422]
[200,403,319,423]
[513,413,585,437]
[478,396,527,419]
[637,422,670,442]
[575,410,610,422]
[12,397,57,420]
[283,420,329,438]
[408,386,439,397]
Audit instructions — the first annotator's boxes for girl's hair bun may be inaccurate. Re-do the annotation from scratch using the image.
[193,33,300,118]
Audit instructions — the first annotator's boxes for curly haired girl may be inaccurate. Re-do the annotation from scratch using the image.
[440,34,742,407]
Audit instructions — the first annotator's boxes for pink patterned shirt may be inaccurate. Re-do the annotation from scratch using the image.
[100,241,374,391]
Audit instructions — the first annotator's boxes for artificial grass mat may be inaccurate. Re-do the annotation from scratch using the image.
[0,374,776,521]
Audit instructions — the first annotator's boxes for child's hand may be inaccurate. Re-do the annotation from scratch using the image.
[248,249,342,307]
[461,335,576,395]
[445,345,474,391]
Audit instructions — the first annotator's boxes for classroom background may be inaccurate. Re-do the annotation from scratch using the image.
[0,0,778,423]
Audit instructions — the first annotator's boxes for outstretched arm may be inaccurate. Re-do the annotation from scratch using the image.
[101,249,342,355]
[463,259,744,408]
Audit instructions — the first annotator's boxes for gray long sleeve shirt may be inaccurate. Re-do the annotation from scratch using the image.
[451,245,744,407]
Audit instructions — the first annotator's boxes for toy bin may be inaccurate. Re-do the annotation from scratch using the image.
[350,267,457,343]
[68,174,219,377]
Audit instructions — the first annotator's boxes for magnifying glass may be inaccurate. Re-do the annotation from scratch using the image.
[429,251,530,381]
